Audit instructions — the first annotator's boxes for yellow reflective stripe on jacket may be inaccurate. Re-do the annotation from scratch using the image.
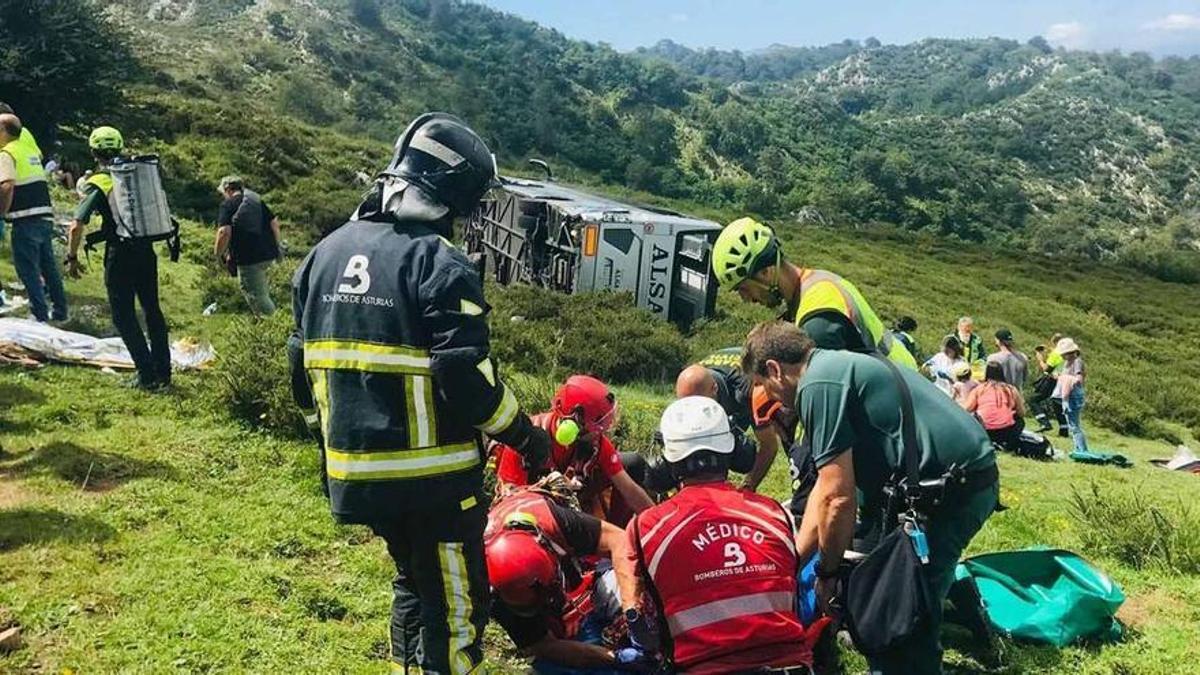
[406,374,438,448]
[304,339,431,374]
[325,442,480,480]
[477,385,519,435]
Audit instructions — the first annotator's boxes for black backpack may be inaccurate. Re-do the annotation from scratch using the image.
[1015,430,1054,460]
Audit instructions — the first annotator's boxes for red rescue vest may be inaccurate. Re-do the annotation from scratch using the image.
[632,483,811,673]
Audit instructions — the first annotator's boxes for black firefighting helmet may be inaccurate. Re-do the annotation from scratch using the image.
[381,112,499,218]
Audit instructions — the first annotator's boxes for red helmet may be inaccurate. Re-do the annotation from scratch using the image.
[485,529,560,610]
[552,375,617,436]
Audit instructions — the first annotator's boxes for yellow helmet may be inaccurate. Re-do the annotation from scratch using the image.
[712,217,779,289]
[88,126,124,152]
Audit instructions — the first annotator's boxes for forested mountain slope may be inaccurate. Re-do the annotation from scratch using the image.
[7,0,1200,279]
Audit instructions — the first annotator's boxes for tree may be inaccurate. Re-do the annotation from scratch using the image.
[0,0,137,142]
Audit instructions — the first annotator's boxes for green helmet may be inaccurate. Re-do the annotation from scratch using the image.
[712,217,779,289]
[88,126,124,152]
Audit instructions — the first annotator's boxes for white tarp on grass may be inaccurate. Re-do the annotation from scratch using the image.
[0,317,214,370]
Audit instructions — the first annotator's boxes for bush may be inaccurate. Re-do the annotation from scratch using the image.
[1070,481,1200,575]
[211,312,305,438]
[489,285,690,385]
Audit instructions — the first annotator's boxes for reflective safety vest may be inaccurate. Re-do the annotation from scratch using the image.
[1,138,52,222]
[795,268,917,370]
[631,483,812,673]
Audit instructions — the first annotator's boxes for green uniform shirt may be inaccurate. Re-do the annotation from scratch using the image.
[796,349,995,501]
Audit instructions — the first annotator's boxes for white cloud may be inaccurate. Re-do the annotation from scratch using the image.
[669,12,689,24]
[1142,13,1200,32]
[1046,21,1087,49]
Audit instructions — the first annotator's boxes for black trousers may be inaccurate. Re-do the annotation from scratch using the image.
[104,243,170,384]
[987,418,1026,453]
[372,499,489,675]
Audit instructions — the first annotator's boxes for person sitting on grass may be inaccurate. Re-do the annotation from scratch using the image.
[964,361,1026,452]
[952,362,979,405]
[922,335,966,397]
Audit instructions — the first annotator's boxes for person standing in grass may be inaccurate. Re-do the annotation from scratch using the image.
[289,113,550,674]
[987,327,1028,390]
[0,113,69,323]
[66,127,172,391]
[1031,332,1067,434]
[214,176,281,315]
[1054,337,1089,453]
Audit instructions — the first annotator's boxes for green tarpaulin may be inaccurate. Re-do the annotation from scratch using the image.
[955,548,1125,646]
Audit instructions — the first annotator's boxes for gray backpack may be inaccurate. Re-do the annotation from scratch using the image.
[107,155,175,242]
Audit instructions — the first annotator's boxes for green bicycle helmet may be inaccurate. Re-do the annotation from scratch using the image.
[712,217,780,289]
[88,126,124,152]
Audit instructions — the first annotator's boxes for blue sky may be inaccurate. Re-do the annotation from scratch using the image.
[480,1,1200,57]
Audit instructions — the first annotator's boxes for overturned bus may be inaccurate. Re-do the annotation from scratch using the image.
[464,176,723,328]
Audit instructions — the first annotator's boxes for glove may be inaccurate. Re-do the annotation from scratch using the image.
[627,609,659,653]
[613,647,655,672]
[518,424,551,474]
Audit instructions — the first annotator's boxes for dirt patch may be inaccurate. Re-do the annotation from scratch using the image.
[1118,587,1188,628]
[0,479,28,508]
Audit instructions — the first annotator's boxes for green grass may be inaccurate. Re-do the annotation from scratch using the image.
[2,213,1200,672]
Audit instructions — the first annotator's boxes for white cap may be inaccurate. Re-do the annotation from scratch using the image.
[1055,337,1081,355]
[660,396,734,463]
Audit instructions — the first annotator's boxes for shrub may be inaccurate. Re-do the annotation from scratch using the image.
[488,285,690,385]
[211,312,305,438]
[1069,481,1200,575]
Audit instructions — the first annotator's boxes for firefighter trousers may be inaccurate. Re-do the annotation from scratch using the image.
[371,498,489,675]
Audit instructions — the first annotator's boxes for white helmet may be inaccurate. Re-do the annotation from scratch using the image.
[660,396,734,463]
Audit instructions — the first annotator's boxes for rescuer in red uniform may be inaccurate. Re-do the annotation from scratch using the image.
[485,484,653,672]
[615,396,815,674]
[493,375,654,526]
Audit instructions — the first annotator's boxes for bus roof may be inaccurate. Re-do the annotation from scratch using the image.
[496,176,723,231]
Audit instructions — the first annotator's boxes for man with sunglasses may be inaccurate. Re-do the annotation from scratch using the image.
[494,375,655,526]
[485,483,653,672]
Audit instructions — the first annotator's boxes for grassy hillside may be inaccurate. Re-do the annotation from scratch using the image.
[2,203,1199,671]
[10,0,1198,279]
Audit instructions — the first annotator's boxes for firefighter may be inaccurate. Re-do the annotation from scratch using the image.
[674,347,798,492]
[493,375,654,527]
[616,396,816,674]
[289,113,551,674]
[485,484,652,672]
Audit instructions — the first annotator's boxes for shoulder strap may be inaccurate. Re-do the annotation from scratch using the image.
[870,353,921,487]
[632,515,675,670]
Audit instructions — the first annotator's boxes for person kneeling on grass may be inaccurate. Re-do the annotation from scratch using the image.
[486,479,653,673]
[616,396,816,674]
[963,361,1026,452]
[492,375,655,527]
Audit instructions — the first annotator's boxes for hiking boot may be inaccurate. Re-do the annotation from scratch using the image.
[1058,427,1071,438]
[125,374,166,392]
